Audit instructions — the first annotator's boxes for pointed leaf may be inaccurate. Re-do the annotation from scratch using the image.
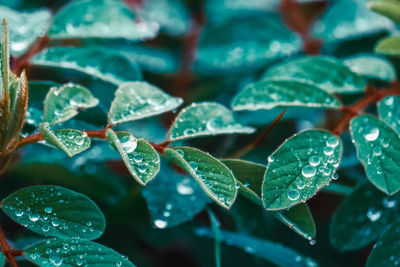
[44,83,99,125]
[167,102,254,141]
[367,219,400,267]
[31,46,142,85]
[25,238,135,266]
[330,183,400,251]
[262,56,367,93]
[350,115,400,194]
[375,36,400,56]
[277,203,316,240]
[262,130,342,210]
[49,0,158,41]
[2,185,105,240]
[40,123,91,157]
[378,96,400,134]
[343,54,396,82]
[106,129,159,185]
[368,0,400,24]
[108,82,183,125]
[165,147,237,209]
[142,162,209,228]
[232,79,341,112]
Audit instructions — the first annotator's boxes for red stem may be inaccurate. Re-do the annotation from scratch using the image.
[0,227,21,267]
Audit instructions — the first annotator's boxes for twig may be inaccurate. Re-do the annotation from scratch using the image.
[0,226,21,267]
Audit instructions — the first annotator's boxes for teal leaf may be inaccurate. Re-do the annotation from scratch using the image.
[367,219,400,267]
[375,36,400,56]
[142,162,209,228]
[378,96,400,133]
[195,15,301,75]
[2,185,105,240]
[108,82,183,125]
[25,238,135,266]
[106,129,160,185]
[262,130,342,210]
[262,56,367,93]
[277,203,316,240]
[330,183,400,251]
[31,46,142,85]
[49,0,158,41]
[165,147,237,209]
[0,6,51,56]
[343,54,396,82]
[40,123,91,157]
[231,79,341,111]
[195,229,318,267]
[0,253,3,266]
[368,0,400,24]
[44,83,99,125]
[167,102,255,141]
[350,115,400,194]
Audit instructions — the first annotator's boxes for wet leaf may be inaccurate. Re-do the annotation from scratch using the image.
[262,130,342,210]
[2,185,105,240]
[375,36,400,56]
[142,162,209,228]
[368,0,400,24]
[106,129,159,185]
[277,204,316,240]
[165,147,237,209]
[343,54,396,82]
[378,96,400,134]
[231,79,341,111]
[31,46,142,85]
[44,83,99,125]
[262,56,367,93]
[350,115,400,194]
[167,102,254,141]
[49,0,158,40]
[330,183,400,251]
[108,82,183,125]
[40,123,91,157]
[25,238,135,266]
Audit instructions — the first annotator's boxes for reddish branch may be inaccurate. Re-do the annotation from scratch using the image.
[0,227,23,267]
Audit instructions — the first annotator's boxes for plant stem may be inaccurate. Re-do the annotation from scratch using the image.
[0,226,21,267]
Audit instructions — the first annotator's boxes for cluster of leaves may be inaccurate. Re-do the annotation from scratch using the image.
[0,0,400,266]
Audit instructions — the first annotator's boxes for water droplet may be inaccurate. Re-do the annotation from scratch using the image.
[326,136,339,148]
[120,135,137,153]
[373,146,382,156]
[363,126,379,141]
[177,183,194,195]
[154,219,167,229]
[268,155,274,163]
[296,180,306,189]
[288,189,300,201]
[309,156,321,167]
[367,207,382,222]
[133,154,143,163]
[15,210,23,217]
[29,214,40,222]
[45,207,53,214]
[302,165,316,178]
[382,198,397,208]
[332,172,339,180]
[138,164,147,173]
[323,146,334,156]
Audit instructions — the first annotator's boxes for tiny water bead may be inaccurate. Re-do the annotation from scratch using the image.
[326,136,339,148]
[302,165,316,178]
[267,155,274,163]
[154,219,167,229]
[287,189,300,201]
[363,126,380,141]
[373,146,383,156]
[120,135,137,153]
[367,207,382,222]
[309,155,320,166]
[323,146,334,156]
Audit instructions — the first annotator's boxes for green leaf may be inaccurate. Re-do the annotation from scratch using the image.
[367,219,400,267]
[195,229,318,267]
[108,82,183,125]
[0,253,3,267]
[368,0,400,24]
[44,83,99,125]
[262,56,367,93]
[142,162,209,228]
[195,15,301,74]
[350,115,400,194]
[25,238,135,266]
[330,183,400,251]
[262,130,342,210]
[0,6,51,56]
[343,54,396,82]
[2,185,105,240]
[106,129,159,185]
[49,0,158,41]
[379,96,400,134]
[231,79,341,112]
[167,102,254,141]
[375,36,400,56]
[207,209,222,267]
[165,147,237,209]
[222,159,316,239]
[31,46,142,85]
[40,123,91,157]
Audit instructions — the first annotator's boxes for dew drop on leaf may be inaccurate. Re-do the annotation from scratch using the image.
[302,165,316,178]
[363,126,380,141]
[288,189,300,201]
[367,208,382,222]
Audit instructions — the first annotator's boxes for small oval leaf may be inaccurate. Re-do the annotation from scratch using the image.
[368,0,400,24]
[108,81,183,125]
[40,123,91,157]
[231,79,341,111]
[378,96,400,134]
[2,185,105,240]
[25,238,135,266]
[262,56,367,93]
[165,147,237,209]
[106,129,160,185]
[375,36,400,56]
[167,102,254,141]
[350,115,400,195]
[262,130,342,210]
[44,83,99,125]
